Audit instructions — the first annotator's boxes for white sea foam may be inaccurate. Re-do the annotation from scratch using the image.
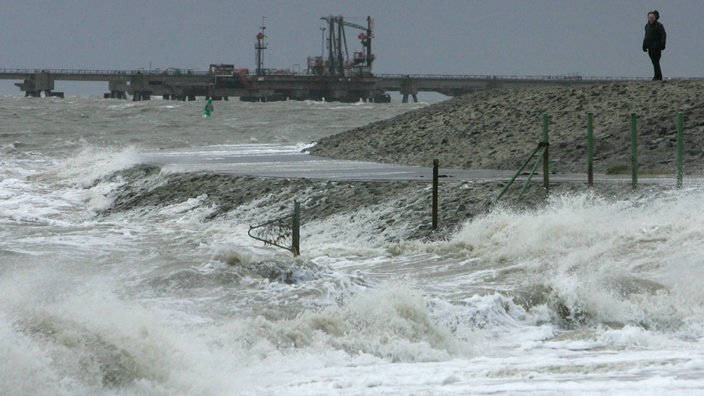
[50,145,143,187]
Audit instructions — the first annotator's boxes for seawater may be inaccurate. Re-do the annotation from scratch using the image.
[1,96,704,395]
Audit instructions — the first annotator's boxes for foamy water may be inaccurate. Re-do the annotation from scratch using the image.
[1,96,703,395]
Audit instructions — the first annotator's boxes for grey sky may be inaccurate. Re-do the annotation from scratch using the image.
[1,0,701,95]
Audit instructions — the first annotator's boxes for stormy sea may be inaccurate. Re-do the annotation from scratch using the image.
[1,96,703,395]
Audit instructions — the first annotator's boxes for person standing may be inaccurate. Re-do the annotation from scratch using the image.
[643,10,666,80]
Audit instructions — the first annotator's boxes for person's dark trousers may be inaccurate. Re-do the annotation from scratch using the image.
[648,49,663,80]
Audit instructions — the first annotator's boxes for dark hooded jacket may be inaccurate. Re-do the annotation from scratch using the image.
[643,17,666,51]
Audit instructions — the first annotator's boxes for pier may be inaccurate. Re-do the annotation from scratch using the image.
[0,13,652,102]
[0,67,646,102]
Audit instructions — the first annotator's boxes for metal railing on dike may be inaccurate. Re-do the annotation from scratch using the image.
[497,111,691,203]
[374,73,655,81]
[0,68,211,77]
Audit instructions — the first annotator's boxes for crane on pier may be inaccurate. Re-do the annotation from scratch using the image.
[320,15,374,77]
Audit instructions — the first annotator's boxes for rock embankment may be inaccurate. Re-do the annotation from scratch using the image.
[309,80,704,176]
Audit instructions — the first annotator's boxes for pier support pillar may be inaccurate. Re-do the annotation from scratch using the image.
[15,71,59,98]
[400,76,419,103]
[132,91,151,101]
[104,90,127,99]
[24,90,62,98]
[106,81,128,99]
[401,93,418,103]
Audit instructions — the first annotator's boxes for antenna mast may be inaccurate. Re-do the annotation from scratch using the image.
[255,16,268,76]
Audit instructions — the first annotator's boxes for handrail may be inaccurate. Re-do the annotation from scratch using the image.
[496,143,544,202]
[518,143,548,199]
[374,73,656,82]
[247,201,300,256]
[497,114,551,202]
[0,68,211,77]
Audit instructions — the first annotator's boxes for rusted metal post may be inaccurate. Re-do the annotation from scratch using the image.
[542,114,550,192]
[432,159,439,230]
[587,113,594,187]
[677,112,684,189]
[630,113,638,190]
[291,201,300,256]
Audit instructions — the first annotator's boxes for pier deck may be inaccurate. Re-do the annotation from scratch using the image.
[0,67,650,102]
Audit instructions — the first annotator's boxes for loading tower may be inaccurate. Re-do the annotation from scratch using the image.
[320,15,374,77]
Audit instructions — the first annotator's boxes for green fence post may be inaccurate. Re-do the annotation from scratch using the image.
[587,113,594,187]
[542,113,550,192]
[677,112,684,189]
[432,159,439,230]
[630,113,638,190]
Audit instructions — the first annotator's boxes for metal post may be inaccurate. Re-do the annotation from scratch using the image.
[320,27,326,59]
[677,112,684,189]
[327,17,335,75]
[336,17,344,75]
[587,113,594,187]
[291,201,300,256]
[542,114,550,192]
[630,113,638,190]
[432,159,439,230]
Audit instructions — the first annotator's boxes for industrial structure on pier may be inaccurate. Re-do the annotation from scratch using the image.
[0,15,646,102]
